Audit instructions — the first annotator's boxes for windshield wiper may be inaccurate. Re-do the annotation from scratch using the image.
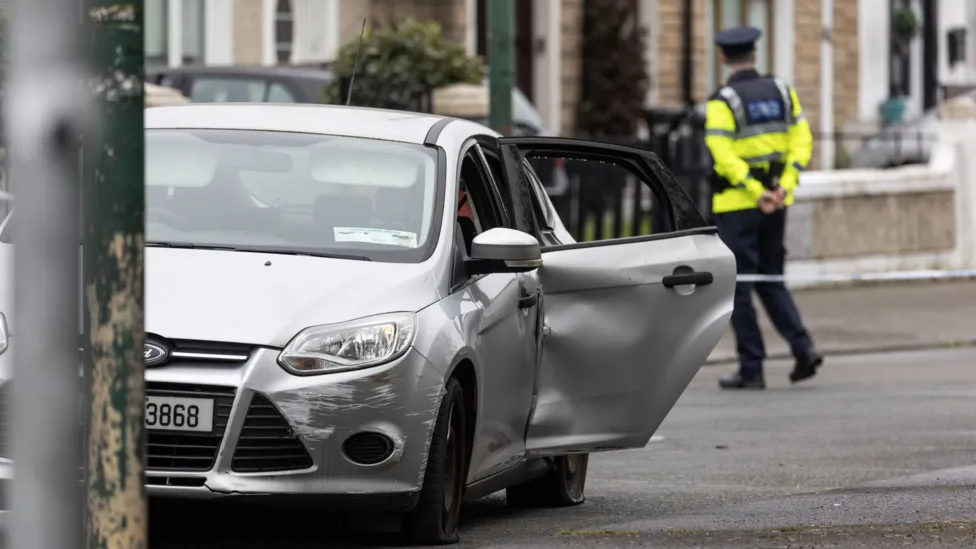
[146,242,371,261]
[146,242,238,251]
[252,248,373,262]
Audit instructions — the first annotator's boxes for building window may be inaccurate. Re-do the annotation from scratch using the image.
[711,0,774,86]
[275,0,295,64]
[182,0,206,66]
[146,0,169,70]
[144,0,207,69]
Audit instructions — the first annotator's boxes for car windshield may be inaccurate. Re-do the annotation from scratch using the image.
[145,129,441,262]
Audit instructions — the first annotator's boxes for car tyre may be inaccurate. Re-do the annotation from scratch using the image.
[506,453,589,508]
[402,377,468,545]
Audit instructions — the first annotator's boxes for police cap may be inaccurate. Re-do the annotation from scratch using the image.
[714,26,762,57]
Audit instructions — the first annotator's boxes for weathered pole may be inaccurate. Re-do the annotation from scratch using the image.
[487,0,516,135]
[6,0,90,548]
[85,2,147,549]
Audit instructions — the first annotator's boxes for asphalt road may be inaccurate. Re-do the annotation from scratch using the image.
[150,347,976,548]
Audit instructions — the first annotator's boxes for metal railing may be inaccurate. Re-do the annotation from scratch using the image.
[539,113,944,243]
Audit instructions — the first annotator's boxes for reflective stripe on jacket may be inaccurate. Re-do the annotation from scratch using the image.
[704,69,813,214]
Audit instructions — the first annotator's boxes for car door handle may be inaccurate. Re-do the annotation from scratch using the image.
[518,289,538,309]
[662,271,714,288]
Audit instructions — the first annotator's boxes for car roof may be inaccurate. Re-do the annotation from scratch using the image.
[148,65,332,81]
[145,103,458,145]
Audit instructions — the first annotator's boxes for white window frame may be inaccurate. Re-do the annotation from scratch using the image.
[149,0,228,68]
[205,0,234,65]
[705,0,794,92]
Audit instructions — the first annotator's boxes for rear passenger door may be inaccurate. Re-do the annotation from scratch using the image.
[496,137,737,456]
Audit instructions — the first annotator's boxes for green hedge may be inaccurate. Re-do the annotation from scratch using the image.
[322,18,484,111]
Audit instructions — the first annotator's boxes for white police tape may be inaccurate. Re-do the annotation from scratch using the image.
[737,269,976,283]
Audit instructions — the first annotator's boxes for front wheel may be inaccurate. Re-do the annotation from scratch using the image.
[402,378,467,545]
[506,453,589,508]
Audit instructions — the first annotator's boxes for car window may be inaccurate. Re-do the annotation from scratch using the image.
[145,129,441,263]
[514,147,680,243]
[190,77,270,102]
[458,146,504,232]
[454,144,511,258]
[267,82,297,102]
[520,160,556,232]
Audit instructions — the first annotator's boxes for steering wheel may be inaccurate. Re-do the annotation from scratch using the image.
[147,207,190,229]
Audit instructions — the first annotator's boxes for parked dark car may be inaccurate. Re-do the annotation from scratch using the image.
[146,65,333,104]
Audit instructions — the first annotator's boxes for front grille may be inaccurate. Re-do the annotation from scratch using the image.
[145,333,254,367]
[146,476,207,488]
[147,382,235,472]
[231,394,313,473]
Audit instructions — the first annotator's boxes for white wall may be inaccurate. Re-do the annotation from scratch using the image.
[205,0,234,65]
[290,0,341,63]
[533,0,563,134]
[907,0,924,117]
[821,0,834,169]
[858,0,890,121]
[640,0,660,107]
[773,0,795,85]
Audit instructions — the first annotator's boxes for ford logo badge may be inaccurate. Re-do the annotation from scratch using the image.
[144,341,169,367]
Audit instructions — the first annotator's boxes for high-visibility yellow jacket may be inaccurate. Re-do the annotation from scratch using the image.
[704,69,813,214]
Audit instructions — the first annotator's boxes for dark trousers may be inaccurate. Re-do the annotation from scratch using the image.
[714,207,814,378]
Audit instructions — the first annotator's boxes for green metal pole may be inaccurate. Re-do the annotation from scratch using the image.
[487,0,516,135]
[85,2,147,549]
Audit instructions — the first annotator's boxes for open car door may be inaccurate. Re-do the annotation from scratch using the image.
[497,137,736,456]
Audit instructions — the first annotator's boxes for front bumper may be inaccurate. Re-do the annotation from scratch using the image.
[0,342,446,508]
[145,347,445,504]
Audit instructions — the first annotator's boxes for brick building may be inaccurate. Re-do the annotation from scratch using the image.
[148,0,970,169]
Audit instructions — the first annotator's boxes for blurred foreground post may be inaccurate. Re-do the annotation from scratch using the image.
[6,0,90,548]
[84,2,147,549]
[487,0,515,135]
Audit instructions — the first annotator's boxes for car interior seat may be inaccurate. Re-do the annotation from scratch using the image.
[170,163,280,231]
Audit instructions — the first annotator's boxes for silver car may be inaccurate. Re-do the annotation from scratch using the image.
[1,103,736,545]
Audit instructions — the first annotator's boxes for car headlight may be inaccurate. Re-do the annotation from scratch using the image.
[277,313,416,375]
[0,313,8,357]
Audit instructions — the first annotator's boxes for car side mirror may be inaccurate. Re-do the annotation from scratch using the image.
[467,228,542,274]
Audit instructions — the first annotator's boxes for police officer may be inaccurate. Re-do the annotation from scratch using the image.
[705,26,823,390]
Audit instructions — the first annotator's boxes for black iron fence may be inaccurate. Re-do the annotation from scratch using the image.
[541,111,941,243]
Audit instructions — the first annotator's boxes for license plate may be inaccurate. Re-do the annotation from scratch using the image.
[145,396,215,433]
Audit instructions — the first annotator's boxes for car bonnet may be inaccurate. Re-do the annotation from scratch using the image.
[145,247,440,348]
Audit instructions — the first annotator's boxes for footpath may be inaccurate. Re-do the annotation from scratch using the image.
[706,279,976,364]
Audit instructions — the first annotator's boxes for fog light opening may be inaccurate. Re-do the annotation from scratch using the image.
[342,432,396,465]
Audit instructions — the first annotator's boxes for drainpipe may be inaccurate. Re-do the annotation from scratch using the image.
[820,0,835,170]
[682,0,693,106]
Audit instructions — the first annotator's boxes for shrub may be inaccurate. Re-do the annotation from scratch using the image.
[576,0,649,139]
[322,18,485,111]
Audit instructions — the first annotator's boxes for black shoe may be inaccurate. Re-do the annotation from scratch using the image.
[789,350,824,384]
[719,373,766,390]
